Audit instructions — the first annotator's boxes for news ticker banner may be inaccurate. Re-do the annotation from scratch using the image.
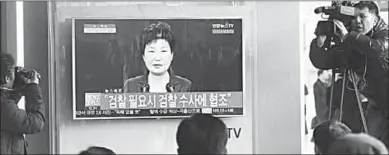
[74,91,243,119]
[83,23,235,35]
[83,24,117,33]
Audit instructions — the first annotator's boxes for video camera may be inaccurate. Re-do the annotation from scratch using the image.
[314,1,357,47]
[13,66,41,90]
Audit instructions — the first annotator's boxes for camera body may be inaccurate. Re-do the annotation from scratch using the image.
[15,66,35,79]
[13,66,36,90]
[314,1,358,73]
[315,1,356,41]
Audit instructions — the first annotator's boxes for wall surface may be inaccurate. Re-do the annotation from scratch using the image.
[23,2,50,154]
[253,2,302,154]
[1,2,17,59]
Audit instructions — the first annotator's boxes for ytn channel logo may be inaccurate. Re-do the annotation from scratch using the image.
[212,21,234,34]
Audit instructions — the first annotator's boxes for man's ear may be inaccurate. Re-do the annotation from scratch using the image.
[374,16,379,25]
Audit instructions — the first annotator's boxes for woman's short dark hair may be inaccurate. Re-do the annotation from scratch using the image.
[139,21,175,55]
[0,52,15,85]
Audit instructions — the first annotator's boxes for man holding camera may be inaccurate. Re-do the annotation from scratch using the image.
[309,1,388,147]
[1,52,45,154]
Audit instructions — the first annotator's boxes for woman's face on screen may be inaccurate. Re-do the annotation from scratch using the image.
[143,39,173,75]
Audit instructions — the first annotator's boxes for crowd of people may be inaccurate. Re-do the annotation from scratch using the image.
[76,113,228,155]
[1,49,389,154]
[77,116,388,154]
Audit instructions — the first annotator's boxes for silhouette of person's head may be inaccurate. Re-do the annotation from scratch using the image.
[78,146,116,155]
[312,120,352,154]
[328,133,388,154]
[176,114,228,154]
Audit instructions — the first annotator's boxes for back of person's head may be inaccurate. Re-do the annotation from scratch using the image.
[0,52,15,86]
[78,146,116,155]
[328,133,388,154]
[312,120,352,154]
[176,114,228,154]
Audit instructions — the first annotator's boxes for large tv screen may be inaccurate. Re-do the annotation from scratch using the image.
[72,18,244,119]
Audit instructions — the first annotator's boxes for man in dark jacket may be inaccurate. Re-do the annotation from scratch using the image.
[0,52,45,154]
[312,69,332,129]
[309,1,388,147]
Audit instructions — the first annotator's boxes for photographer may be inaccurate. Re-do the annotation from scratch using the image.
[1,52,45,154]
[309,1,388,147]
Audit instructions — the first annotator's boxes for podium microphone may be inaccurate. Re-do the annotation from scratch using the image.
[166,83,174,92]
[141,84,150,92]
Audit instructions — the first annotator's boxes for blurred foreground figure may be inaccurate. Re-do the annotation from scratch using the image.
[78,146,116,155]
[312,120,352,154]
[328,133,388,154]
[176,114,228,154]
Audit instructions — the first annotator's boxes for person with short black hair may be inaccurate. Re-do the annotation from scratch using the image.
[0,52,45,154]
[176,114,228,154]
[312,120,352,154]
[78,146,116,155]
[124,21,192,93]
